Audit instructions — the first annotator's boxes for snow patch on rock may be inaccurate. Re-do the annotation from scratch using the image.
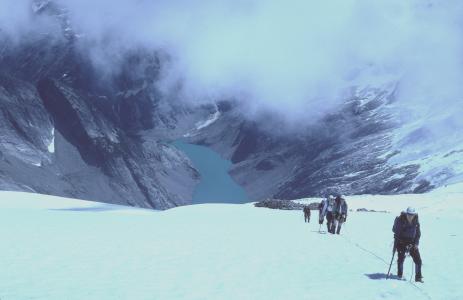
[47,127,55,153]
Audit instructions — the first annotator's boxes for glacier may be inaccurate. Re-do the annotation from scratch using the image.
[0,184,461,299]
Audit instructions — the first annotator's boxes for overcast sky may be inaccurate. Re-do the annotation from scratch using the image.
[1,0,463,127]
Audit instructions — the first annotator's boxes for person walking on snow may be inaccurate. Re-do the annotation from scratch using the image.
[333,195,348,234]
[303,206,311,223]
[392,207,423,282]
[325,195,336,233]
[318,198,327,225]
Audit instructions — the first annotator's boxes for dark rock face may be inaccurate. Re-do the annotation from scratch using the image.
[187,86,436,200]
[0,30,443,207]
[0,74,53,165]
[0,23,202,209]
[1,2,458,207]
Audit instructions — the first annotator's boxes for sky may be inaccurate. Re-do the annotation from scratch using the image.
[1,0,463,126]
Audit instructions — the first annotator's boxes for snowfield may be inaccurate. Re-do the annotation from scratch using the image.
[0,184,462,300]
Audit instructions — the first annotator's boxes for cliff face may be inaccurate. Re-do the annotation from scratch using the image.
[1,2,462,207]
[0,24,204,209]
[187,83,463,200]
[2,32,460,205]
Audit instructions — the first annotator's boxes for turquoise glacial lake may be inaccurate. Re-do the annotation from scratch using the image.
[173,140,249,204]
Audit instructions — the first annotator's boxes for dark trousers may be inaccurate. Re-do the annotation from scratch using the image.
[396,241,422,278]
[332,214,345,234]
[326,212,334,233]
[334,219,344,234]
[304,213,310,223]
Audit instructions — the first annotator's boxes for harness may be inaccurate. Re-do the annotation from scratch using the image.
[394,237,414,255]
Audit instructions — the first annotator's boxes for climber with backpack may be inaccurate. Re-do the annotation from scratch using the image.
[391,207,423,283]
[303,205,311,223]
[332,195,348,234]
[324,195,336,234]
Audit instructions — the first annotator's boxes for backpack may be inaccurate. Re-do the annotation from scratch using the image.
[327,198,335,212]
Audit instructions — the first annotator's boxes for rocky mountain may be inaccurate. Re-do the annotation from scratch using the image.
[0,1,214,209]
[1,1,462,208]
[186,83,463,200]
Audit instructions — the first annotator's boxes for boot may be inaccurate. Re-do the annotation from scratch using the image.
[397,262,403,278]
[415,264,423,282]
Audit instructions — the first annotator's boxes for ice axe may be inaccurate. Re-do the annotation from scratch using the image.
[386,240,397,279]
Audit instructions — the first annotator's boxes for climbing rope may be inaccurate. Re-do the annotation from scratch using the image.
[337,231,432,300]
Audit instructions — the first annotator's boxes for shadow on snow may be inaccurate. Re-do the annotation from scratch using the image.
[365,273,405,281]
[49,205,120,212]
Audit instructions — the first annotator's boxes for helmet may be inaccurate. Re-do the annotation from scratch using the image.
[405,207,416,215]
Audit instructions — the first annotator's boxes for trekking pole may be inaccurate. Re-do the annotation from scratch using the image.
[386,240,397,279]
[410,261,415,282]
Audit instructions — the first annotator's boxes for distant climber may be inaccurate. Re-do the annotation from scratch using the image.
[303,206,311,223]
[392,207,423,283]
[332,195,348,234]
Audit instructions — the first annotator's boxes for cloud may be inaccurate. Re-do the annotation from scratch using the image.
[0,1,31,35]
[2,0,463,126]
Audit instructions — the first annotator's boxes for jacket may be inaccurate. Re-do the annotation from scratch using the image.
[392,212,421,245]
[318,199,328,218]
[326,198,335,213]
[333,197,348,216]
[303,206,311,215]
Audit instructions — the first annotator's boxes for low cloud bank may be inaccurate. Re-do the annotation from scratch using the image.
[1,0,462,126]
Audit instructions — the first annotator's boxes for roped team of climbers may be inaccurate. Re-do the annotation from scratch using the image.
[302,195,423,282]
[317,194,348,234]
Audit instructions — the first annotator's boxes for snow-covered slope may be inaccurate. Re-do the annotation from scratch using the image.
[387,101,463,189]
[0,185,461,299]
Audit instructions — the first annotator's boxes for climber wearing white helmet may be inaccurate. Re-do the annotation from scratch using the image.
[392,207,423,282]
